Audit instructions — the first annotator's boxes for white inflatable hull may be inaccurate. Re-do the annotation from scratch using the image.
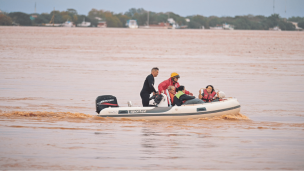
[97,98,240,120]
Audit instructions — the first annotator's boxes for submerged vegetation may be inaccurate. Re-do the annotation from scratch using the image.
[0,8,303,30]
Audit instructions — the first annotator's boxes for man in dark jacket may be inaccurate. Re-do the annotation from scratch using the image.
[140,67,159,106]
[173,86,195,106]
[173,86,204,106]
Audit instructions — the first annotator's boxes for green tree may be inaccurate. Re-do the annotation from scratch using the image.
[288,16,304,22]
[279,21,295,30]
[132,12,149,25]
[151,12,168,24]
[266,14,280,27]
[66,8,78,23]
[208,16,221,27]
[88,9,106,27]
[285,22,295,30]
[188,20,201,28]
[0,14,12,25]
[169,12,187,26]
[67,9,78,15]
[9,12,32,26]
[73,15,78,24]
[60,11,71,21]
[104,11,122,27]
[34,13,50,24]
[298,21,304,29]
[116,14,130,27]
[124,8,146,17]
[50,10,64,23]
[76,15,91,25]
[189,15,208,28]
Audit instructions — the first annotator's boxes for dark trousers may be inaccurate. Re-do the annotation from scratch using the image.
[140,92,150,107]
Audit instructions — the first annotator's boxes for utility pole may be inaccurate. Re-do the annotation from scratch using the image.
[285,0,286,17]
[273,0,275,14]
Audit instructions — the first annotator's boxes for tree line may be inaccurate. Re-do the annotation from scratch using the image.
[0,8,303,30]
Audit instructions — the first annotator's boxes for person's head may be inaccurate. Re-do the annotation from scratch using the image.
[170,72,180,83]
[178,86,185,93]
[151,67,159,77]
[168,86,175,95]
[206,85,214,93]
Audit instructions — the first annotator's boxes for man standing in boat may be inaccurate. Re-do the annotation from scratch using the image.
[140,67,159,107]
[158,72,193,96]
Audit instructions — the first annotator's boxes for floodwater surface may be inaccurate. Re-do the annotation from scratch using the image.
[0,27,304,170]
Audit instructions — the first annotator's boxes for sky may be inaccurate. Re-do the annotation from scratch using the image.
[0,0,303,18]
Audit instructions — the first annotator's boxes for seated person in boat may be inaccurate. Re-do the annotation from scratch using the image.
[173,86,204,106]
[167,86,175,106]
[199,85,219,102]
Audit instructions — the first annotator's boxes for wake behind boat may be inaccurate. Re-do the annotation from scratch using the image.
[95,93,241,120]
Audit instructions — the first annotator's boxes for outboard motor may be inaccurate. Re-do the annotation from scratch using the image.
[154,94,163,104]
[95,95,118,114]
[149,93,168,107]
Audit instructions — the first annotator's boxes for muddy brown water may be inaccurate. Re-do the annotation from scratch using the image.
[0,27,304,170]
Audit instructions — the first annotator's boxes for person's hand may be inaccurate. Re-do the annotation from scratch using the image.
[199,89,202,94]
[161,90,164,94]
[217,92,220,98]
[189,93,193,96]
[153,92,156,96]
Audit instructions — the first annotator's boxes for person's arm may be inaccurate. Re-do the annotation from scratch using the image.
[181,94,195,101]
[184,90,193,96]
[216,92,219,99]
[199,89,203,99]
[148,75,157,93]
[158,80,167,94]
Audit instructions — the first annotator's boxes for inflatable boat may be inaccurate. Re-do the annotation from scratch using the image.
[95,93,241,120]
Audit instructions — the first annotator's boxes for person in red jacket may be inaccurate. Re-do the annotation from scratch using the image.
[158,72,193,96]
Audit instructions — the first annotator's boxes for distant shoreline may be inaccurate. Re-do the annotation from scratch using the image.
[1,8,303,31]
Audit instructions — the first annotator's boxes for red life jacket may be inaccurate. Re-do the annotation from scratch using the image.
[202,89,216,102]
[169,92,174,104]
